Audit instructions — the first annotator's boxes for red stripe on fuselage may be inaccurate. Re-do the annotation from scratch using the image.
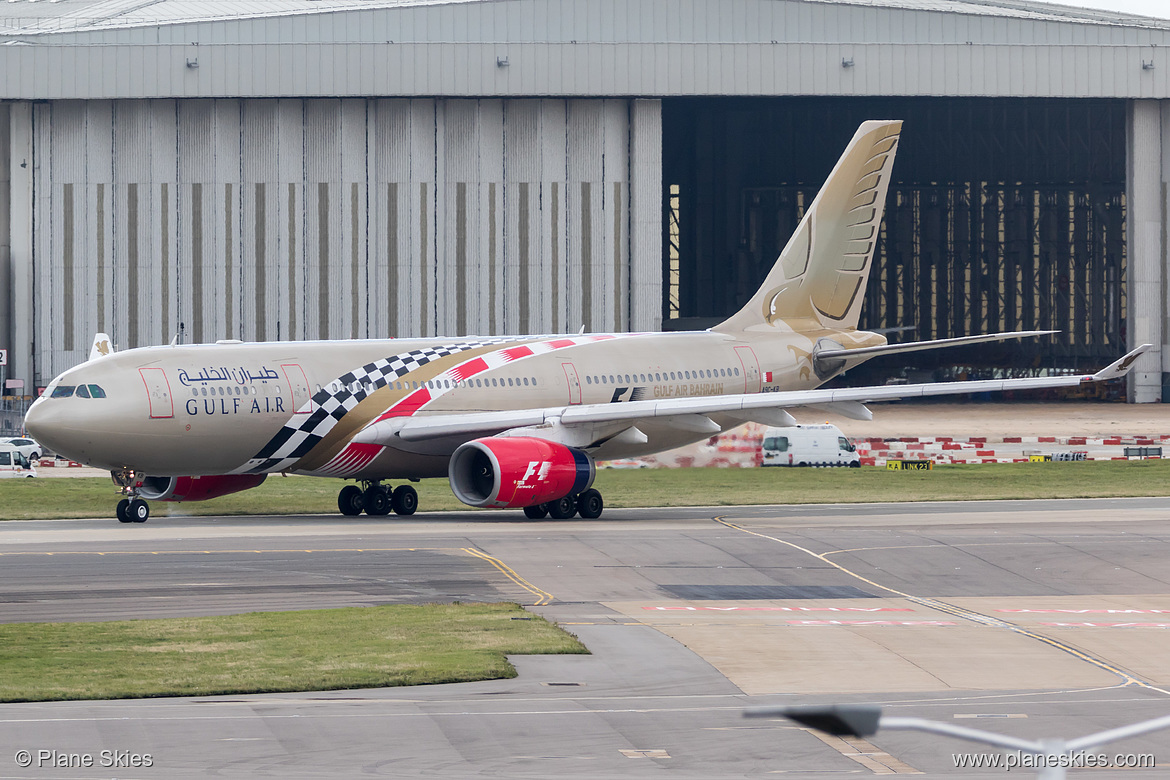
[325,442,383,476]
[450,357,488,381]
[368,335,618,427]
[374,388,433,423]
[501,346,533,361]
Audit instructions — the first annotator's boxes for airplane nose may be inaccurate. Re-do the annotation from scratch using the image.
[24,395,119,468]
[23,396,68,458]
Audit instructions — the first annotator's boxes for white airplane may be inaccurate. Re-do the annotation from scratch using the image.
[24,121,1148,523]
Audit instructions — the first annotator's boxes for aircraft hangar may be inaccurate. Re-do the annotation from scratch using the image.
[2,0,1170,403]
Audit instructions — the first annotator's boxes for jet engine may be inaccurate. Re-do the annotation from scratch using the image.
[448,437,594,508]
[136,474,268,502]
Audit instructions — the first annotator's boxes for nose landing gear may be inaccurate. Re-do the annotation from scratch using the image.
[338,481,419,517]
[111,469,150,523]
[116,498,150,523]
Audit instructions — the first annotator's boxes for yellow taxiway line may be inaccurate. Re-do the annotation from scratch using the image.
[462,547,553,606]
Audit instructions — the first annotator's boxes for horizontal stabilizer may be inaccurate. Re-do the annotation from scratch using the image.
[815,330,1057,363]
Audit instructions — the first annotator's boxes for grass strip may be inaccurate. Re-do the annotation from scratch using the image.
[2,460,1170,521]
[0,603,587,703]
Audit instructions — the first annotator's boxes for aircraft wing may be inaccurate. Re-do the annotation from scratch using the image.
[353,344,1151,447]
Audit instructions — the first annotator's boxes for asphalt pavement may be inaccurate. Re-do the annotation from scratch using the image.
[1,500,1168,778]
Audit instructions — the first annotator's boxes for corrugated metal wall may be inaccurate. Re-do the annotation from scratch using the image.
[7,42,1170,101]
[29,97,660,382]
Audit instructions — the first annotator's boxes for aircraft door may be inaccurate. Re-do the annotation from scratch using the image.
[281,364,314,414]
[734,346,762,393]
[139,368,174,419]
[562,363,582,405]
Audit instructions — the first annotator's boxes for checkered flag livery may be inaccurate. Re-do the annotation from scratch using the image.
[232,339,514,474]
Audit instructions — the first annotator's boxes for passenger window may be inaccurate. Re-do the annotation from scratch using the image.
[0,452,9,465]
[76,384,91,399]
[51,385,76,399]
[838,437,855,452]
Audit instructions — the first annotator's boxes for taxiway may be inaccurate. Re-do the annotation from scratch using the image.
[1,499,1168,777]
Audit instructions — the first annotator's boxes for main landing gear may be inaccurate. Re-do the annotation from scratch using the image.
[112,468,150,523]
[338,481,418,517]
[523,488,604,520]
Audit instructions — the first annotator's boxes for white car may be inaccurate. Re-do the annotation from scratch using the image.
[1,437,42,461]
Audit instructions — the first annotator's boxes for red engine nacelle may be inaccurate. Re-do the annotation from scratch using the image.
[449,437,595,509]
[136,474,268,502]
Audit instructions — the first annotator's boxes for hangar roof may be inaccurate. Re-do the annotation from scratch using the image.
[2,0,1170,98]
[5,0,1170,40]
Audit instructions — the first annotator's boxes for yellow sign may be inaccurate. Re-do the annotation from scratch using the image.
[887,460,933,470]
[1029,454,1052,462]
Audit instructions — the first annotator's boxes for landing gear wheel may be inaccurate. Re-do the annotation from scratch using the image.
[364,486,392,516]
[548,495,578,520]
[576,489,603,519]
[391,485,418,516]
[116,498,133,523]
[338,485,364,516]
[523,503,549,519]
[128,499,150,523]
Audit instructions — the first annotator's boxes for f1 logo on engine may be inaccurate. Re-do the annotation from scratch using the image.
[519,461,552,486]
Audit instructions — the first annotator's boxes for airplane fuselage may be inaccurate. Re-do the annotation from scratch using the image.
[28,327,873,479]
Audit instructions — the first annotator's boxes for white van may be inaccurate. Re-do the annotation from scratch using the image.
[0,444,37,478]
[761,424,860,467]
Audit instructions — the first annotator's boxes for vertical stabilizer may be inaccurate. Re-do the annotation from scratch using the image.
[713,120,902,335]
[88,333,113,361]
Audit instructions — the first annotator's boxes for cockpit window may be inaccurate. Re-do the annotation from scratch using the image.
[76,384,91,399]
[50,385,76,399]
[88,384,107,398]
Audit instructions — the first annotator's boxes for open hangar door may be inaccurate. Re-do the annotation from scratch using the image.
[662,97,1127,387]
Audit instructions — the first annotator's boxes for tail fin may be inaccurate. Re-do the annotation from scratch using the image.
[713,120,902,335]
[88,333,113,361]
